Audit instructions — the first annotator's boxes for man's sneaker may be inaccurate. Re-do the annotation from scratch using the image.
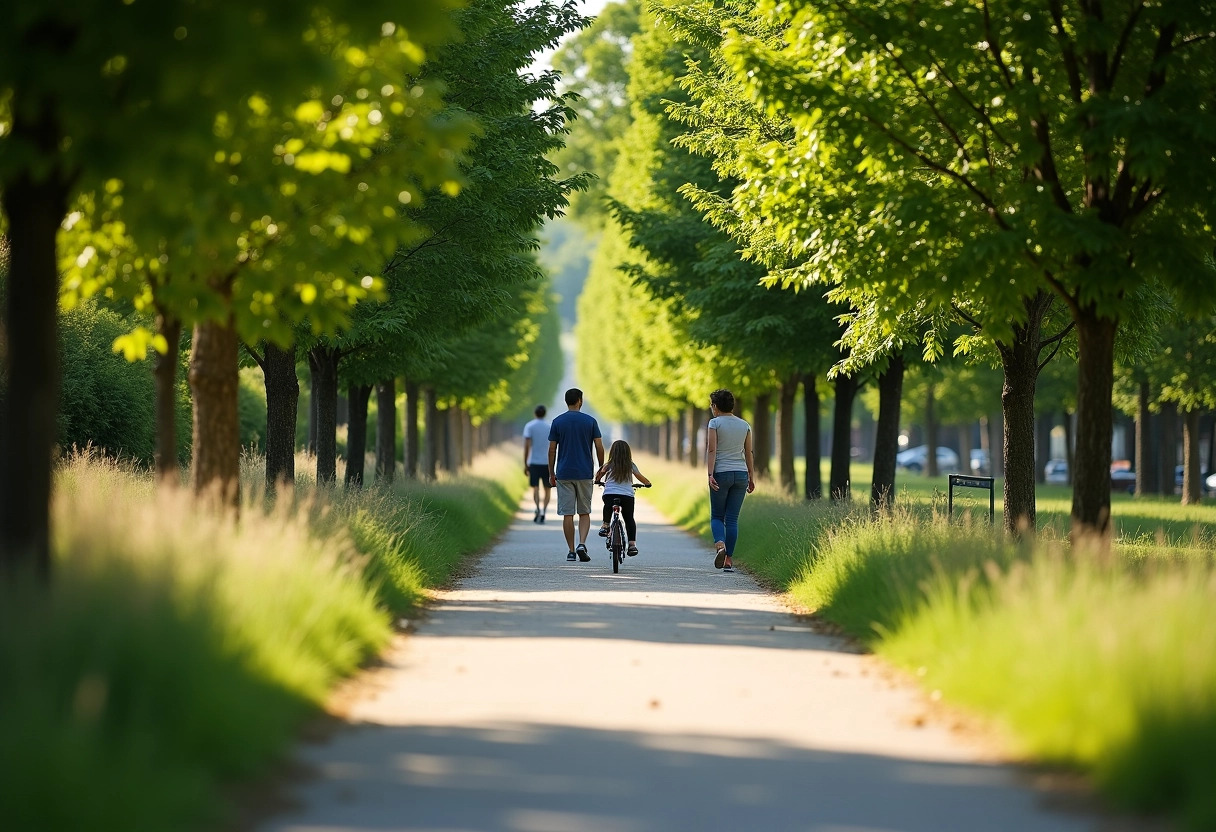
[533,509,541,523]
[539,513,545,524]
[576,544,591,562]
[723,555,734,573]
[567,551,577,562]
[597,524,609,538]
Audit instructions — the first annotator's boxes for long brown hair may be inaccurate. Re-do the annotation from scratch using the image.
[607,440,633,484]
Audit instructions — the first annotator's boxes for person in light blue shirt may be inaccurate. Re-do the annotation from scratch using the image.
[522,405,552,524]
[548,388,605,562]
[706,388,755,573]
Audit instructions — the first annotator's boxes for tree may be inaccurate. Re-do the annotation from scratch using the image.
[1,0,466,574]
[305,0,588,485]
[729,0,1216,540]
[550,0,642,230]
[658,0,896,505]
[1139,313,1216,505]
[598,4,843,497]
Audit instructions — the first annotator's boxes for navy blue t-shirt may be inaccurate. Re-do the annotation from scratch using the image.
[548,410,602,480]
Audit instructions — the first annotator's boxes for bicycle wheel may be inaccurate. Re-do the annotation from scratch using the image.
[610,523,624,573]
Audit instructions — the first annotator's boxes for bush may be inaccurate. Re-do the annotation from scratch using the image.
[58,304,156,462]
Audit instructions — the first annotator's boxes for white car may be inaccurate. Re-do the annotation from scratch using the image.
[970,449,990,475]
[895,445,961,473]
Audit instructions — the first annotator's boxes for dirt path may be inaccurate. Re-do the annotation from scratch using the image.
[258,496,1096,832]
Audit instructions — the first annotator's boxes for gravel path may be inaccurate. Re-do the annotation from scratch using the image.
[259,495,1096,832]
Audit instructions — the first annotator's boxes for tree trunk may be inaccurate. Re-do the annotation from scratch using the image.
[1208,412,1216,480]
[1182,408,1202,505]
[441,407,456,471]
[803,374,822,500]
[686,406,700,467]
[925,383,939,478]
[777,376,797,494]
[659,419,671,461]
[753,393,772,479]
[263,341,299,496]
[871,356,904,511]
[344,383,372,488]
[451,407,464,469]
[308,345,339,484]
[1034,414,1051,484]
[1159,401,1177,497]
[1135,381,1159,496]
[424,387,438,479]
[375,379,396,483]
[404,380,420,478]
[997,325,1042,535]
[462,409,474,466]
[153,312,182,483]
[675,410,687,462]
[0,169,69,578]
[190,316,241,508]
[830,375,857,500]
[1062,410,1075,485]
[306,380,317,453]
[1071,312,1117,542]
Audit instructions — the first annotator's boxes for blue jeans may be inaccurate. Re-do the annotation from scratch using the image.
[709,470,749,555]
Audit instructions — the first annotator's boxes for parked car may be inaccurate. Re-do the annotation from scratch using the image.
[896,445,961,473]
[970,449,990,475]
[1111,469,1137,494]
[1044,459,1069,484]
[1176,464,1215,494]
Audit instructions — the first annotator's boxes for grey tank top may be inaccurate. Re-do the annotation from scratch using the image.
[709,414,750,473]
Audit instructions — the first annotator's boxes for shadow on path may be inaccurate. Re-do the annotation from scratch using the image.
[275,721,1089,832]
[420,596,858,654]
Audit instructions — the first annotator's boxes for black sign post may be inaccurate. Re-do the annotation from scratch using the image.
[948,474,996,525]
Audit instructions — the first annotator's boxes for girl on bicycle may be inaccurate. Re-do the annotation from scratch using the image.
[595,439,652,557]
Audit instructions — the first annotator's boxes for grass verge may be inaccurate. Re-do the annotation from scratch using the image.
[640,454,1216,830]
[1,448,524,832]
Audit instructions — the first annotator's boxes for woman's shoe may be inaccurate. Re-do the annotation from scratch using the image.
[714,544,727,570]
[723,555,734,573]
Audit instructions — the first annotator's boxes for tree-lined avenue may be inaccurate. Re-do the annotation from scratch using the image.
[258,497,1093,832]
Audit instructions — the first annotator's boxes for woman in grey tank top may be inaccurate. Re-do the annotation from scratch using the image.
[706,388,755,572]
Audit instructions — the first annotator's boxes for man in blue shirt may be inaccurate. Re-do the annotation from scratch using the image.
[548,388,605,562]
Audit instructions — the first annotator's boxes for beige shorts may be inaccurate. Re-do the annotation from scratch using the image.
[556,480,593,516]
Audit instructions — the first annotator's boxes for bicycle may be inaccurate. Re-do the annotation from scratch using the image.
[593,481,651,573]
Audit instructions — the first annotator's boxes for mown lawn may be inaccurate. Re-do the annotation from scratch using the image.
[797,458,1216,548]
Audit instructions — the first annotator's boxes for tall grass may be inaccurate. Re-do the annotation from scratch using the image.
[1,448,524,832]
[641,454,1216,830]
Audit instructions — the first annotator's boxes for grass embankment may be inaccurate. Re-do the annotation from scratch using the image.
[641,454,1216,830]
[0,449,524,832]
